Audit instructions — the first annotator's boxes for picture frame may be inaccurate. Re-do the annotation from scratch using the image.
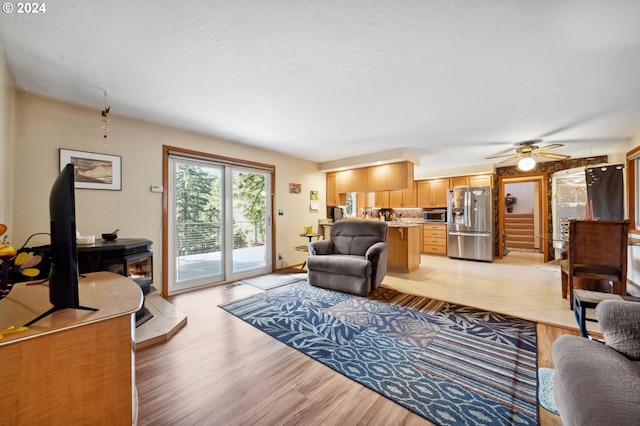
[59,149,122,190]
[289,183,301,194]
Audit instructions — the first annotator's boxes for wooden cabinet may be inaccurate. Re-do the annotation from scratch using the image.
[422,223,448,255]
[367,161,414,192]
[388,182,417,208]
[327,163,415,206]
[336,168,368,193]
[326,172,346,206]
[375,191,390,208]
[387,225,421,272]
[449,176,469,187]
[417,179,449,208]
[469,174,493,187]
[449,174,493,188]
[0,272,141,425]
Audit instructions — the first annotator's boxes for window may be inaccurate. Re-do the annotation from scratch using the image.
[344,192,357,216]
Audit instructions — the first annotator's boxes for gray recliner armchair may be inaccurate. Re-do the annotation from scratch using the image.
[306,220,388,296]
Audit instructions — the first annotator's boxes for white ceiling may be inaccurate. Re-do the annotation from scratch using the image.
[1,0,639,173]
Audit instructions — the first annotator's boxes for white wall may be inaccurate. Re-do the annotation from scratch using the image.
[504,182,534,214]
[12,93,325,287]
[0,41,14,231]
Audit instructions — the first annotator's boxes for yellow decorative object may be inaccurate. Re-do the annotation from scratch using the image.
[0,243,17,258]
[304,226,313,235]
[0,325,29,341]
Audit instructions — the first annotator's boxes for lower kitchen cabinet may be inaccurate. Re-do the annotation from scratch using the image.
[422,223,447,255]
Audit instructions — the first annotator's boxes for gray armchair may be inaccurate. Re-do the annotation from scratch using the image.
[306,220,388,296]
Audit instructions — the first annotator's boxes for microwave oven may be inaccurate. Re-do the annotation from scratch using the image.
[423,209,446,222]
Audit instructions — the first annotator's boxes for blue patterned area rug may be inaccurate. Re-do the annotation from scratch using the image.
[220,280,539,425]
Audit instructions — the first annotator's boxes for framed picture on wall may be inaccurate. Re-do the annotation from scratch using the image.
[289,183,301,194]
[59,148,122,190]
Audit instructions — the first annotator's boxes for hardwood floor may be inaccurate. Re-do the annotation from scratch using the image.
[136,275,576,425]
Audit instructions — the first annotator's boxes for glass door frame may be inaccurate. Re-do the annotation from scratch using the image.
[162,145,276,297]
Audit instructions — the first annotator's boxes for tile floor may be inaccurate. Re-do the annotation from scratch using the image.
[383,251,637,332]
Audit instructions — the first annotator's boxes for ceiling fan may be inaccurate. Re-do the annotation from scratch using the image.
[486,139,570,171]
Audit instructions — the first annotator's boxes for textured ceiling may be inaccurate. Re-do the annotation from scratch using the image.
[1,0,639,173]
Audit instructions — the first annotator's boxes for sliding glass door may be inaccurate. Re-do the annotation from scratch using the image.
[230,167,270,274]
[167,155,272,294]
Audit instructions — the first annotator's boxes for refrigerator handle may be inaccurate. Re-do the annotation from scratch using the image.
[465,191,471,228]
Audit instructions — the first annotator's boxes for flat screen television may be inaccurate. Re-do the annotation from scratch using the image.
[25,163,97,326]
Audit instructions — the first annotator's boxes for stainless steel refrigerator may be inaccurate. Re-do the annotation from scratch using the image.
[447,186,493,262]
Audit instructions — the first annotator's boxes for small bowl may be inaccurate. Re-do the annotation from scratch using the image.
[102,233,118,241]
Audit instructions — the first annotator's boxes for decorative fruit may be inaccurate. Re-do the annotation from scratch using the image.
[0,243,17,258]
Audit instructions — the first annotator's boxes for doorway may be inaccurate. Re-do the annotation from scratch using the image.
[498,173,549,262]
[163,146,274,296]
[504,181,539,253]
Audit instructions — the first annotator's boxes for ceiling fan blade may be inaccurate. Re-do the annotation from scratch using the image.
[486,153,520,160]
[496,155,522,164]
[536,152,570,160]
[532,143,564,153]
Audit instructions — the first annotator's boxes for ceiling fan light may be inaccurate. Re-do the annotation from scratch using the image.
[518,156,536,171]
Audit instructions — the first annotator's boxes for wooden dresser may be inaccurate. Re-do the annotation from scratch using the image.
[422,223,448,255]
[0,272,142,425]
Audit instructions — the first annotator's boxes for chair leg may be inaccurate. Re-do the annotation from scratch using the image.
[568,276,574,310]
[561,270,568,299]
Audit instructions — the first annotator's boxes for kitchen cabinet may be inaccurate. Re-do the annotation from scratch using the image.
[449,174,494,188]
[367,161,414,192]
[326,172,346,206]
[417,179,448,208]
[336,168,368,193]
[389,190,403,208]
[389,181,417,208]
[422,223,447,255]
[387,225,421,272]
[373,182,417,208]
[375,191,390,208]
[449,176,469,187]
[470,174,493,187]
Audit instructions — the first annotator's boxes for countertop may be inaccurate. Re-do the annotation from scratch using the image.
[387,222,421,227]
[320,220,447,227]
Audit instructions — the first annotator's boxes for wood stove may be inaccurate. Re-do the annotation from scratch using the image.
[76,238,154,326]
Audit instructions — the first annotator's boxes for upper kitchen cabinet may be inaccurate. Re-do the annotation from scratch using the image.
[449,174,494,188]
[417,179,449,208]
[389,181,417,208]
[367,161,414,192]
[326,172,346,206]
[449,176,469,188]
[375,191,391,208]
[469,174,493,187]
[336,167,368,193]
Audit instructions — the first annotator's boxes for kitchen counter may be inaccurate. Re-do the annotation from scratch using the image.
[387,222,420,227]
[386,224,421,272]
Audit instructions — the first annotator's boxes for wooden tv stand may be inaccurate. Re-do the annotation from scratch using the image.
[0,271,142,425]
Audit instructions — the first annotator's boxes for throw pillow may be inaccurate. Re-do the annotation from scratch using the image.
[596,299,640,360]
